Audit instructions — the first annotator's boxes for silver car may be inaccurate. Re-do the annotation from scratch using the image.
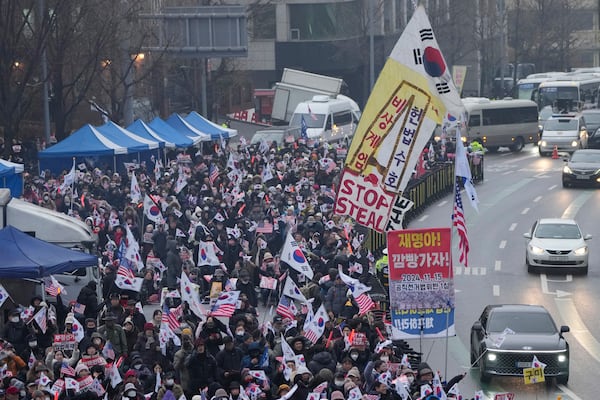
[524,218,591,274]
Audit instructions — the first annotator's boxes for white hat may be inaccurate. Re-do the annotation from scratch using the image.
[382,248,388,255]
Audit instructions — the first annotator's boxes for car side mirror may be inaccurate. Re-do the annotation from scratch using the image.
[523,232,532,239]
[584,234,592,240]
[473,321,483,332]
[560,325,570,333]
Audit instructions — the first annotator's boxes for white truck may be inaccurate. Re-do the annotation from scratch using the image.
[271,68,346,124]
[0,188,100,305]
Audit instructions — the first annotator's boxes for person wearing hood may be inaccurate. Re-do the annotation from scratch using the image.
[197,317,226,357]
[307,345,336,376]
[235,268,257,307]
[324,274,348,320]
[290,366,312,400]
[2,309,28,359]
[76,281,99,320]
[215,336,244,387]
[165,239,182,290]
[156,371,184,400]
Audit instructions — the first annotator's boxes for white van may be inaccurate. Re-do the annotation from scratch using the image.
[289,95,360,143]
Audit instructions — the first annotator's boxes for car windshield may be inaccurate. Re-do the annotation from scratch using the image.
[535,223,582,239]
[290,113,326,129]
[583,113,600,131]
[539,106,553,122]
[571,151,600,163]
[544,118,579,131]
[488,311,557,334]
[251,132,283,145]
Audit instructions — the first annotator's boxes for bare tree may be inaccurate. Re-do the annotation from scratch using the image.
[0,0,54,157]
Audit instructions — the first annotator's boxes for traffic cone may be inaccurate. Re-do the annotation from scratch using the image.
[552,145,559,159]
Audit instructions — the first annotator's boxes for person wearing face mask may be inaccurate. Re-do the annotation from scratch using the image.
[3,310,27,359]
[156,372,184,400]
[235,268,257,308]
[39,192,56,210]
[97,313,127,359]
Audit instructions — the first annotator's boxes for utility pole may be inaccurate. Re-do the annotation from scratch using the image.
[37,0,51,143]
[498,0,506,98]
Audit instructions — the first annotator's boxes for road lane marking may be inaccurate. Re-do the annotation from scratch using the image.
[509,223,517,231]
[561,191,595,219]
[548,184,557,190]
[418,215,429,222]
[499,240,507,249]
[534,196,542,202]
[556,384,584,400]
[438,200,447,207]
[555,297,600,364]
[521,208,529,214]
[480,268,486,276]
[493,285,500,296]
[494,260,501,271]
[540,274,571,297]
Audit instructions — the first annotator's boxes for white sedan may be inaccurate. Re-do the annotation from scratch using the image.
[524,218,592,274]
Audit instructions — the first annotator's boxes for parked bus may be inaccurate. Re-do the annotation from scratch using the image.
[534,74,600,111]
[462,98,539,152]
[514,72,566,100]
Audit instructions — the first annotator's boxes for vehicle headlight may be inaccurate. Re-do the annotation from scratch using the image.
[563,165,573,174]
[558,354,568,363]
[573,246,588,256]
[487,352,497,362]
[529,244,545,255]
[571,140,579,147]
[540,140,547,147]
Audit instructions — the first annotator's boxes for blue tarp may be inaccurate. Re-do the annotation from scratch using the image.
[0,226,98,278]
[132,118,194,148]
[184,111,238,140]
[0,160,23,198]
[165,114,211,142]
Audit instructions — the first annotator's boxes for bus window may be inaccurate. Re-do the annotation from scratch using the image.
[469,115,481,127]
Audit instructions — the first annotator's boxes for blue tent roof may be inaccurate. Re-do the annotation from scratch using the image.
[0,160,24,197]
[38,124,128,158]
[0,226,98,278]
[145,117,195,147]
[165,114,211,142]
[184,111,238,140]
[126,120,168,148]
[96,121,160,152]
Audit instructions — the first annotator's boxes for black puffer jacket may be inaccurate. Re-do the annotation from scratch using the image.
[165,239,181,289]
[76,281,99,319]
[308,350,336,375]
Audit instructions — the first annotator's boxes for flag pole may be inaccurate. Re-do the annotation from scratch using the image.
[70,157,75,215]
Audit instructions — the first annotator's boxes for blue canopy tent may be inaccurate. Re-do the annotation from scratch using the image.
[0,225,98,278]
[38,124,129,173]
[147,117,198,147]
[165,114,211,142]
[128,119,194,148]
[0,159,24,197]
[185,111,238,140]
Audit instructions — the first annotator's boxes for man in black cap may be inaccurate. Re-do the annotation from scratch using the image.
[101,293,125,322]
[120,299,146,333]
[98,313,127,358]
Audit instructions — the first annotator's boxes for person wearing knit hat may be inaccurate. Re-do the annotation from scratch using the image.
[211,388,228,400]
[277,384,290,396]
[331,390,344,400]
[75,363,90,377]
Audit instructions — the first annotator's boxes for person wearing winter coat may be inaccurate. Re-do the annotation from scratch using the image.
[324,275,348,320]
[2,309,28,359]
[133,323,165,367]
[307,348,336,376]
[77,281,99,320]
[184,338,218,397]
[165,239,182,289]
[215,336,244,387]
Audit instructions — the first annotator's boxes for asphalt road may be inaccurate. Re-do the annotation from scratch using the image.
[405,144,600,399]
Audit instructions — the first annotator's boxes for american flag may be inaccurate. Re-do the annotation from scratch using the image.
[209,164,219,185]
[118,265,136,279]
[452,181,469,266]
[102,340,116,360]
[256,222,273,234]
[210,291,240,318]
[276,295,296,320]
[301,115,308,139]
[355,293,376,315]
[44,275,64,297]
[162,304,181,332]
[60,362,76,377]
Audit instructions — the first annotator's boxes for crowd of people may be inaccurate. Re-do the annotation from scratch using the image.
[0,135,469,400]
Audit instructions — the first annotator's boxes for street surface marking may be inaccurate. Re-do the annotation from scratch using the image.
[561,191,595,219]
[479,268,486,276]
[418,215,429,222]
[493,285,500,296]
[521,207,529,214]
[438,200,447,207]
[556,384,584,400]
[540,274,571,297]
[533,195,542,202]
[499,240,507,249]
[548,184,557,190]
[556,297,600,364]
[509,223,517,231]
[494,260,501,271]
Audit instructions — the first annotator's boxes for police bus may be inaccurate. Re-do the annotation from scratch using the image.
[514,72,566,100]
[462,97,539,152]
